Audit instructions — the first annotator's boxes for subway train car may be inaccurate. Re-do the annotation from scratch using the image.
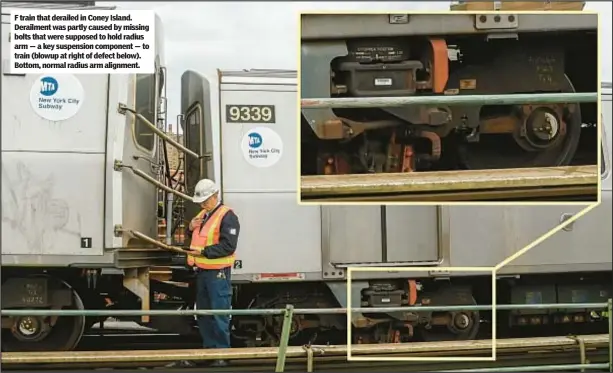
[1,5,610,353]
[177,69,610,346]
[1,2,170,351]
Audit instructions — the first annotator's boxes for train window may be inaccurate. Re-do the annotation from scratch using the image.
[184,104,202,188]
[134,73,157,152]
[186,104,201,155]
[187,106,201,127]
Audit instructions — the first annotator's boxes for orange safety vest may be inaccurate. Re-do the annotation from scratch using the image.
[186,205,236,270]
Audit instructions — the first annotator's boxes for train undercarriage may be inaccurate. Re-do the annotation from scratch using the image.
[2,268,610,352]
[300,31,598,175]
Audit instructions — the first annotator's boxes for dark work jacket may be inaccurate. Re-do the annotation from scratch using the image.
[185,203,240,259]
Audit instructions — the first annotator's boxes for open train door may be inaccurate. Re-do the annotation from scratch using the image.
[180,70,215,222]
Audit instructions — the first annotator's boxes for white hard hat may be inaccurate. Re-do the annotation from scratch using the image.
[192,179,219,203]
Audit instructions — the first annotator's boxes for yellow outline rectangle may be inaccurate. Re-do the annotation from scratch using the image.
[296,10,603,207]
[346,266,497,362]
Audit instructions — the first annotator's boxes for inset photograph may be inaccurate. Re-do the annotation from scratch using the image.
[299,11,601,203]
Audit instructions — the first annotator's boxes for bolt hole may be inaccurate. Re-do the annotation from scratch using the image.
[494,15,501,23]
[508,15,515,22]
[479,15,487,23]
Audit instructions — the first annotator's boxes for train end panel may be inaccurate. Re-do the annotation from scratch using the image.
[1,7,167,269]
[179,70,215,224]
[1,26,108,260]
[0,0,122,266]
[1,4,171,352]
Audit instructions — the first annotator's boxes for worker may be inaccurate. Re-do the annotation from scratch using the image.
[166,179,240,368]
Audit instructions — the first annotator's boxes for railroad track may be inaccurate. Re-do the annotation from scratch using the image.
[299,165,598,202]
[75,320,608,351]
[3,334,609,372]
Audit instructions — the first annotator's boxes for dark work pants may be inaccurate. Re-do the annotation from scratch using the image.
[195,267,232,349]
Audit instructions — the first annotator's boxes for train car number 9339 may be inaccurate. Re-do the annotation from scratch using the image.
[226,104,276,123]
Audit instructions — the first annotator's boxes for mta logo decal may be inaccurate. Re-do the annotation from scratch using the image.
[40,77,58,96]
[248,133,262,149]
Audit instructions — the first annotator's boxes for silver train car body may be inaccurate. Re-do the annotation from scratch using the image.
[193,69,611,283]
[181,70,612,338]
[181,70,612,345]
[184,70,611,343]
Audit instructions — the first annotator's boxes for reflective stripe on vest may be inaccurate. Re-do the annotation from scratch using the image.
[186,205,235,270]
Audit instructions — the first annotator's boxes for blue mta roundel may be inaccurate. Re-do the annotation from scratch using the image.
[248,132,262,149]
[40,76,58,96]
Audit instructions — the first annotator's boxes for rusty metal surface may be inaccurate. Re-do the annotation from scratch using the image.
[1,334,607,364]
[300,165,598,200]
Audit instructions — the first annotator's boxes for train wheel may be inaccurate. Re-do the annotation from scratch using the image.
[418,295,480,342]
[459,74,582,170]
[1,276,86,352]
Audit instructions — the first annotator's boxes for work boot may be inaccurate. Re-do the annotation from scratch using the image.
[209,359,229,368]
[164,360,198,368]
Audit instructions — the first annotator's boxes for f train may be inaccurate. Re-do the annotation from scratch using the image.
[1,6,611,352]
[299,13,599,175]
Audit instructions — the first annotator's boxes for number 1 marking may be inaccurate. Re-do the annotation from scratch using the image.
[81,237,92,249]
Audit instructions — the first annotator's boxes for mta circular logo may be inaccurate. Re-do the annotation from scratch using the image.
[248,132,262,149]
[40,76,58,96]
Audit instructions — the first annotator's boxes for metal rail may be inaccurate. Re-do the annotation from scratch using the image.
[300,92,597,109]
[2,334,608,362]
[4,351,609,373]
[2,301,611,372]
[300,165,598,201]
[116,228,188,254]
[2,302,609,316]
[114,161,193,202]
[117,103,209,161]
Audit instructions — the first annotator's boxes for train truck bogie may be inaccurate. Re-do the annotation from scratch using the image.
[299,13,598,175]
[1,274,86,352]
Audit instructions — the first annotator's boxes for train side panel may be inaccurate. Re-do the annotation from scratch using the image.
[199,71,612,282]
[320,205,440,279]
[217,72,322,278]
